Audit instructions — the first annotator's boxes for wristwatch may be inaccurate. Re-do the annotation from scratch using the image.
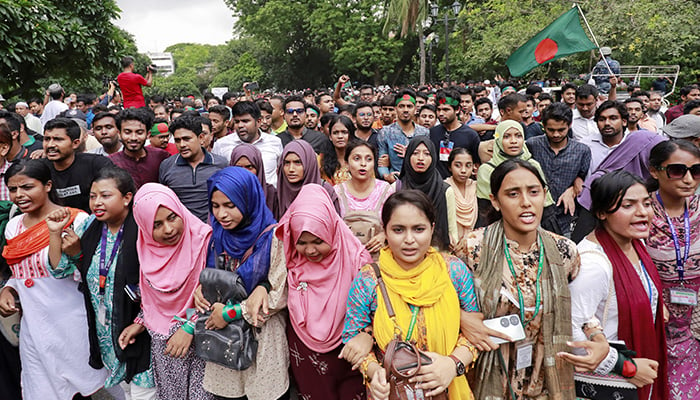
[449,355,466,376]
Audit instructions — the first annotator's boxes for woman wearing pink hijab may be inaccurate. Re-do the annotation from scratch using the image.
[127,183,213,400]
[276,184,373,399]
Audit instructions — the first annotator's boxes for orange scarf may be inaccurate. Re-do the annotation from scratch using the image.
[2,208,81,265]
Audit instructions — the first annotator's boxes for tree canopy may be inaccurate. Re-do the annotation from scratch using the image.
[0,0,142,99]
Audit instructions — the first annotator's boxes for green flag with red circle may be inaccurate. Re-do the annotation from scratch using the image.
[506,7,596,77]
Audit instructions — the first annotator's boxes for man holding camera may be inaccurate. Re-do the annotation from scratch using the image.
[117,56,154,109]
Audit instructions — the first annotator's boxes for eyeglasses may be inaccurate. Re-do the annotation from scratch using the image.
[657,163,700,180]
[285,108,305,115]
[357,112,373,117]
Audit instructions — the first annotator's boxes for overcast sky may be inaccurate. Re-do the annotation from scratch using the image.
[114,0,235,53]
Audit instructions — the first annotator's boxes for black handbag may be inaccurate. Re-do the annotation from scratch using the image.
[194,269,258,370]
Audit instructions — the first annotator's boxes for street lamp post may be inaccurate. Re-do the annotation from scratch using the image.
[430,1,462,84]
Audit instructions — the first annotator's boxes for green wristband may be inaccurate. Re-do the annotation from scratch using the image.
[222,303,242,323]
[180,320,195,335]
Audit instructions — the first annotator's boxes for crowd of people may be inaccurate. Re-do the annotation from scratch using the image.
[0,67,699,400]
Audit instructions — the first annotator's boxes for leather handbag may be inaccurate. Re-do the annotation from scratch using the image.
[372,263,448,400]
[194,269,258,370]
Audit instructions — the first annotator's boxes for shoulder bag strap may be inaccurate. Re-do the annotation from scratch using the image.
[373,183,392,214]
[371,262,395,318]
[337,183,350,211]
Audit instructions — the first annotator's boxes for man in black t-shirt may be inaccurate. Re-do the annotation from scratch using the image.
[41,118,113,212]
[429,89,481,178]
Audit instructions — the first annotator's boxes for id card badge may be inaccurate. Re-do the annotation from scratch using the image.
[670,287,698,306]
[97,302,107,326]
[439,140,454,162]
[516,341,533,370]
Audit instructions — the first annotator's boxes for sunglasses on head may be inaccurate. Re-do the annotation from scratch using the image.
[657,163,700,180]
[285,108,305,115]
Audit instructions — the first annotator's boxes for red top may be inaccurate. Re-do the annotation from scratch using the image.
[109,147,170,189]
[117,72,148,108]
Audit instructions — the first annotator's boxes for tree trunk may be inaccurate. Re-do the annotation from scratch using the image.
[419,33,426,85]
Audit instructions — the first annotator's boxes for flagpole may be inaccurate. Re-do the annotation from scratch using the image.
[573,2,614,76]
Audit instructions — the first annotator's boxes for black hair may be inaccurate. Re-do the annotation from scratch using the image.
[303,89,314,97]
[576,84,599,100]
[526,94,536,105]
[28,97,42,106]
[562,82,578,93]
[359,84,374,93]
[283,95,306,109]
[93,166,136,199]
[419,104,437,114]
[255,99,273,114]
[121,56,135,68]
[5,159,59,203]
[635,90,650,99]
[231,101,260,120]
[680,84,700,98]
[624,97,644,108]
[436,89,461,111]
[352,101,373,116]
[337,104,354,115]
[208,104,231,120]
[474,97,493,110]
[538,93,553,102]
[320,112,337,128]
[416,92,429,101]
[314,92,332,105]
[380,94,395,107]
[595,100,628,122]
[0,111,22,132]
[647,139,700,191]
[447,147,474,168]
[473,85,487,94]
[497,93,527,112]
[92,111,117,126]
[222,92,235,102]
[321,115,357,179]
[197,116,212,132]
[149,94,165,105]
[590,170,645,224]
[381,190,436,228]
[44,117,81,141]
[0,123,13,147]
[525,85,543,96]
[170,108,184,119]
[116,107,154,131]
[169,115,202,135]
[541,102,573,125]
[683,99,700,115]
[92,104,108,114]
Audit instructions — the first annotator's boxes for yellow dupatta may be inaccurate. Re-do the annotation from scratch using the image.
[373,247,472,400]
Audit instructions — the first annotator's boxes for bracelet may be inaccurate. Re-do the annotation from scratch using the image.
[464,340,479,369]
[360,355,378,385]
[587,329,605,342]
[222,303,242,323]
[180,320,195,335]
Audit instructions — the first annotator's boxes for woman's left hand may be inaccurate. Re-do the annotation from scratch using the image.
[410,352,456,397]
[338,331,373,369]
[558,339,609,371]
[205,302,228,330]
[365,232,385,254]
[61,228,81,257]
[164,327,193,359]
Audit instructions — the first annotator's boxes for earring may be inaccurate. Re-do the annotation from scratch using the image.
[124,203,129,207]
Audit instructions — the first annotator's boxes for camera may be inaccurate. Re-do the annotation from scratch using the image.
[245,82,259,91]
[147,64,158,73]
[102,76,118,88]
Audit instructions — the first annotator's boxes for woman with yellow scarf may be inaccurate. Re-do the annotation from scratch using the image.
[341,190,478,399]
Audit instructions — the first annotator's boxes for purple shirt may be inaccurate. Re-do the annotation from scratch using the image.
[110,147,170,189]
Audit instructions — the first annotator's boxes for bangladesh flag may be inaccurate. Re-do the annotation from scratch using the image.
[506,7,596,77]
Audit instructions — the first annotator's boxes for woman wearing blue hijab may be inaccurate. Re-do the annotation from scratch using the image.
[195,166,291,400]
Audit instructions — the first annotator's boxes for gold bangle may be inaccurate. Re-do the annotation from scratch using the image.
[465,340,479,369]
[360,355,374,385]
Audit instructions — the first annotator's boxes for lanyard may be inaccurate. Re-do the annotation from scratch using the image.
[504,236,544,326]
[405,305,419,342]
[99,225,124,295]
[639,261,654,306]
[655,192,690,282]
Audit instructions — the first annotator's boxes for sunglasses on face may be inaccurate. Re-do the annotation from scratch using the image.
[285,108,305,115]
[357,112,373,117]
[657,163,700,180]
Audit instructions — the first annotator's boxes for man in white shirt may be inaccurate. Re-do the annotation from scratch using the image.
[580,100,629,175]
[14,102,43,135]
[212,101,283,187]
[571,84,599,141]
[39,83,69,128]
